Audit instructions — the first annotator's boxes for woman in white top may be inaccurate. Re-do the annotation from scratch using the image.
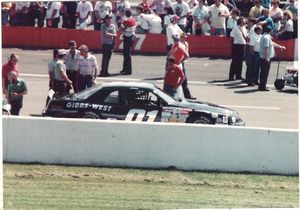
[228,17,247,80]
[276,10,294,40]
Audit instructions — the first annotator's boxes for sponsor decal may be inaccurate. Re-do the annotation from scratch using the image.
[66,102,112,112]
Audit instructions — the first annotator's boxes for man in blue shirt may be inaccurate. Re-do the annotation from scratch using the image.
[258,25,286,91]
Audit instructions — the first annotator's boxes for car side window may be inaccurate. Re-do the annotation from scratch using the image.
[103,90,119,104]
[127,89,159,107]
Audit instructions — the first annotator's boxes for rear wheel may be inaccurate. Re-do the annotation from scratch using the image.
[274,79,285,90]
[82,111,101,119]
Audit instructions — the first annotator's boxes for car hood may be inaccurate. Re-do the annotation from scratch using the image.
[174,100,237,116]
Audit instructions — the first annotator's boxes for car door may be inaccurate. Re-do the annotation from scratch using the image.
[124,87,162,122]
[86,87,127,120]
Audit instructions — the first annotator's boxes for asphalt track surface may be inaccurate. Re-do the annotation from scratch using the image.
[2,47,298,129]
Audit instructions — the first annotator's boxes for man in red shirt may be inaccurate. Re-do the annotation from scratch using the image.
[168,34,189,65]
[2,53,19,95]
[163,56,186,97]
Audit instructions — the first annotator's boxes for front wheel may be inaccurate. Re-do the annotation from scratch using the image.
[188,116,214,124]
[274,79,285,90]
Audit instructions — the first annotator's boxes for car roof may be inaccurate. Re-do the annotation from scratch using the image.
[99,81,156,89]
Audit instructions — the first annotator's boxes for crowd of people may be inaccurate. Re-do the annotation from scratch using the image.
[2,0,297,115]
[1,0,298,39]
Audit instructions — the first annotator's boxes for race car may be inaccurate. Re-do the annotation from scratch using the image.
[42,82,245,126]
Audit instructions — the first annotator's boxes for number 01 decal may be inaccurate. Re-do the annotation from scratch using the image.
[118,34,146,51]
[125,109,158,122]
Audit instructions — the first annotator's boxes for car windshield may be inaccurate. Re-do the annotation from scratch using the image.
[153,85,177,104]
[73,85,102,100]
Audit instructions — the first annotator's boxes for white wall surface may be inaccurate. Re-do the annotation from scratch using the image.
[2,116,299,175]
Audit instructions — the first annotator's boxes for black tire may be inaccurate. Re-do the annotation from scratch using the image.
[82,111,101,119]
[189,116,214,124]
[274,79,285,90]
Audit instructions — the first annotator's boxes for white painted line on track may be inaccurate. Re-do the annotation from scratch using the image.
[222,105,281,110]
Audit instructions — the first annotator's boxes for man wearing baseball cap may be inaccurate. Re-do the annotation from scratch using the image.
[53,49,73,97]
[166,15,183,54]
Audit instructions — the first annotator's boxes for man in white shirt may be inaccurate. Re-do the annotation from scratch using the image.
[65,40,81,93]
[94,0,113,31]
[228,17,247,80]
[77,45,98,91]
[115,0,131,27]
[142,13,163,34]
[209,0,230,36]
[166,15,183,53]
[76,1,93,29]
[172,0,190,32]
[248,25,263,86]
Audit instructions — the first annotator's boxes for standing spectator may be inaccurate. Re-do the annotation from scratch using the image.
[115,0,131,28]
[226,8,240,37]
[136,6,151,34]
[248,0,264,18]
[94,0,112,31]
[7,71,27,116]
[257,8,274,32]
[163,56,186,97]
[61,1,78,29]
[151,0,172,27]
[76,1,93,30]
[163,7,174,33]
[2,54,19,96]
[248,25,263,86]
[269,0,283,34]
[223,0,234,12]
[245,17,257,85]
[236,0,253,18]
[11,2,31,26]
[286,0,298,39]
[65,40,81,93]
[258,25,286,91]
[208,0,230,36]
[99,15,117,77]
[77,45,98,91]
[171,0,190,32]
[141,12,163,34]
[2,2,12,25]
[139,0,152,14]
[120,10,136,75]
[192,0,210,35]
[47,49,59,105]
[178,33,196,99]
[53,49,73,96]
[166,15,183,53]
[285,0,297,38]
[28,2,46,27]
[186,0,198,34]
[228,17,247,81]
[261,0,271,9]
[45,1,61,28]
[276,10,294,40]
